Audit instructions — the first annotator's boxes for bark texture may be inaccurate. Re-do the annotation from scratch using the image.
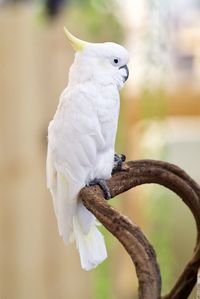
[79,159,200,299]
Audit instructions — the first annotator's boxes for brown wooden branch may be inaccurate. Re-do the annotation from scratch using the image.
[79,159,200,299]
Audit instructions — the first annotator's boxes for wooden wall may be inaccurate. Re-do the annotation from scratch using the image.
[0,5,92,299]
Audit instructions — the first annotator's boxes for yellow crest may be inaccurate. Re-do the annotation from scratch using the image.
[64,27,89,51]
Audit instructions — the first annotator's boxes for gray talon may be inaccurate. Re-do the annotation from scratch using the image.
[89,178,111,200]
[113,153,126,173]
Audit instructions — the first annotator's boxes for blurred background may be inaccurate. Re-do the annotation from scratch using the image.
[1,0,200,298]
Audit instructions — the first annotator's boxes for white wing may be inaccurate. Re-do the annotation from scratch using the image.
[47,146,78,243]
[47,86,107,268]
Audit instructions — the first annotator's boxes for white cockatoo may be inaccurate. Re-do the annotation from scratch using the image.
[46,28,129,271]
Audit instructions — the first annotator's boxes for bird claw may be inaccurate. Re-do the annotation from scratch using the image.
[112,153,126,174]
[88,178,111,200]
[88,154,126,199]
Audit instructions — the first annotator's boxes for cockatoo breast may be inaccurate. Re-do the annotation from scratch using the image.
[50,80,120,183]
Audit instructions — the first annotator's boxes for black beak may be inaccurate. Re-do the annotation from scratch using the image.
[119,65,129,82]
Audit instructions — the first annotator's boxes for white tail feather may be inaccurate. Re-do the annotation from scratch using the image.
[56,172,76,243]
[73,215,107,271]
[76,200,95,234]
[47,148,107,269]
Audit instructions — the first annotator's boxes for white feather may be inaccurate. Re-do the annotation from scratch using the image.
[47,40,129,270]
[73,213,107,271]
[76,200,95,235]
[47,149,76,243]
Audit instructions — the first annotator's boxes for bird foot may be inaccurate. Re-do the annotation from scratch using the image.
[88,178,111,200]
[112,153,126,174]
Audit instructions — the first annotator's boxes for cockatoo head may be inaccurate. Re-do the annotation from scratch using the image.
[64,28,129,90]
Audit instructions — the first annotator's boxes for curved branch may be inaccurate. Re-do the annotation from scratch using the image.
[79,159,200,299]
[80,184,161,299]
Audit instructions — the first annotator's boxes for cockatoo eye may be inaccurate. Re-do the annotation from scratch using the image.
[111,58,120,66]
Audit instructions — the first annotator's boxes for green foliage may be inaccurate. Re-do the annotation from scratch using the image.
[139,80,174,293]
[145,186,175,293]
[65,1,124,43]
[91,225,115,299]
[139,87,168,120]
[92,260,113,299]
